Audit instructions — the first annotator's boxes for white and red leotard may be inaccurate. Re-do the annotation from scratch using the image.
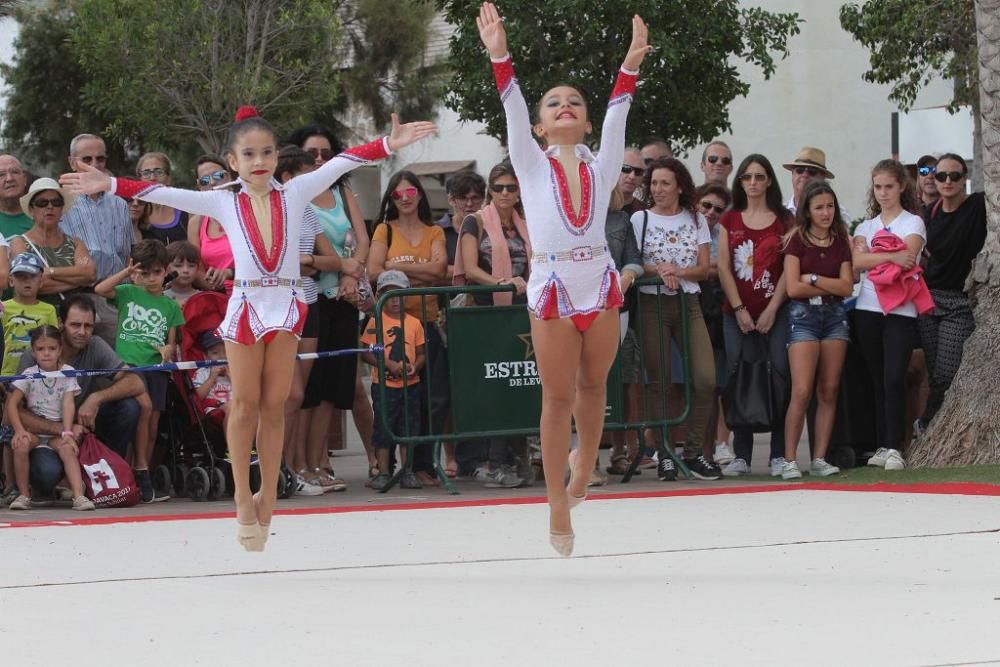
[492,55,637,329]
[112,139,392,345]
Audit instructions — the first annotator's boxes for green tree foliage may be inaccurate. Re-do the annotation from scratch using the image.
[71,0,346,156]
[437,0,801,152]
[0,0,442,171]
[840,0,977,112]
[339,0,448,130]
[0,3,124,171]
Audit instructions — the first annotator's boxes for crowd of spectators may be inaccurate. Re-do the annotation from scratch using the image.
[0,127,988,509]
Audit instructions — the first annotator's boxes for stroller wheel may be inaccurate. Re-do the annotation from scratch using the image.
[277,464,295,499]
[152,465,173,496]
[210,465,227,500]
[186,466,211,500]
[172,464,190,498]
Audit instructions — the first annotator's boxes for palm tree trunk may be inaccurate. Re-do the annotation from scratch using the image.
[909,0,1000,466]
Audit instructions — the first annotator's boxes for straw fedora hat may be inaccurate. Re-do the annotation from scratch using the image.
[782,147,834,179]
[19,177,77,216]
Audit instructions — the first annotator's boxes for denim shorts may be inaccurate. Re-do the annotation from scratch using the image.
[788,300,850,344]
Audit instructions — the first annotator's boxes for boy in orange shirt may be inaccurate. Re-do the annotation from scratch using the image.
[360,270,425,491]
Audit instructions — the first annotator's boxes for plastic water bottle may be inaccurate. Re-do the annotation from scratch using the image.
[343,229,356,258]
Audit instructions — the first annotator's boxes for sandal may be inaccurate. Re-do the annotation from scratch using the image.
[314,467,347,492]
[415,470,439,487]
[368,463,380,479]
[606,454,640,476]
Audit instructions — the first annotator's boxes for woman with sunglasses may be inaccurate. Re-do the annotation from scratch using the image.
[454,161,532,488]
[456,161,529,306]
[695,183,734,467]
[135,153,188,245]
[286,124,378,488]
[852,159,928,471]
[368,171,448,488]
[915,153,986,436]
[716,154,792,476]
[186,155,235,293]
[10,178,95,305]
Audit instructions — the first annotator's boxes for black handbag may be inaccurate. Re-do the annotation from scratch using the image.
[625,211,648,328]
[723,332,788,433]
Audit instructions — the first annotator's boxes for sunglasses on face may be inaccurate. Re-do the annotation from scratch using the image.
[391,187,419,200]
[139,167,167,179]
[78,155,107,165]
[31,197,64,209]
[918,165,937,176]
[490,183,519,194]
[621,165,645,177]
[706,155,732,166]
[740,173,767,183]
[197,170,228,187]
[793,166,821,177]
[305,147,335,161]
[452,193,484,204]
[934,171,965,183]
[700,200,725,215]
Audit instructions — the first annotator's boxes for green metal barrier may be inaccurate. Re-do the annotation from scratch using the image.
[369,278,693,494]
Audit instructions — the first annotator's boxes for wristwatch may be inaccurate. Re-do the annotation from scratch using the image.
[809,273,818,286]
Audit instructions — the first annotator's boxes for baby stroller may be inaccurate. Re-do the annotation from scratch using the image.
[174,291,296,499]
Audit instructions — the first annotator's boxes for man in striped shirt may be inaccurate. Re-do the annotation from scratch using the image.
[59,134,132,343]
[60,134,131,281]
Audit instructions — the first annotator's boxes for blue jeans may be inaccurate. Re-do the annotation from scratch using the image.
[787,301,850,344]
[95,397,141,459]
[722,307,790,465]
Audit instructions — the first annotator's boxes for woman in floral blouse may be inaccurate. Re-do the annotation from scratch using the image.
[629,158,719,481]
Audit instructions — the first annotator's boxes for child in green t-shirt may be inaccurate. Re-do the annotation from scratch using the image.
[95,239,184,503]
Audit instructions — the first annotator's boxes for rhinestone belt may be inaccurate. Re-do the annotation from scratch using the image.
[234,277,300,288]
[531,244,609,263]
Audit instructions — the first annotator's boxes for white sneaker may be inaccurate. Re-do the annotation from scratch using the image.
[884,449,905,470]
[809,458,840,477]
[781,460,802,480]
[867,448,890,467]
[769,457,787,477]
[713,442,735,465]
[721,458,749,477]
[295,475,325,497]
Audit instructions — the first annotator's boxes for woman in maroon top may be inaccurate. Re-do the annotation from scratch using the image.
[779,181,854,479]
[717,154,792,476]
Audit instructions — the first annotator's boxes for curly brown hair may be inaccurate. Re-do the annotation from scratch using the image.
[642,157,698,220]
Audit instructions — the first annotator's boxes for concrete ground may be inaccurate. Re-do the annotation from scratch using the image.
[3,417,1000,667]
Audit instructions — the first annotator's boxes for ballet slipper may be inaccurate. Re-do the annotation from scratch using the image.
[549,530,575,557]
[566,449,587,510]
[237,520,264,552]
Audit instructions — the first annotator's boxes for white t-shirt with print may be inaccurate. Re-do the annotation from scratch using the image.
[630,209,711,295]
[854,210,926,318]
[12,364,81,422]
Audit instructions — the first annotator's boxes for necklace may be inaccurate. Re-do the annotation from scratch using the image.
[807,229,832,257]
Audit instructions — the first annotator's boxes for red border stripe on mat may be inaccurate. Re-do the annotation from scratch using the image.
[1,482,997,530]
